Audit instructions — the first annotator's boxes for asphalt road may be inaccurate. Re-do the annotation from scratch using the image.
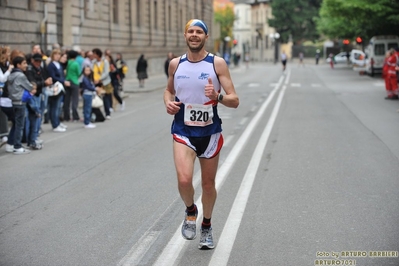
[1,61,398,266]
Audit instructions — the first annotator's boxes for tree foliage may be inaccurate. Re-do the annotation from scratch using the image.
[268,0,322,44]
[214,5,236,41]
[316,0,399,40]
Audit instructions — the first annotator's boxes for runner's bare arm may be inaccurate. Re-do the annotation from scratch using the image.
[214,56,239,108]
[164,57,181,115]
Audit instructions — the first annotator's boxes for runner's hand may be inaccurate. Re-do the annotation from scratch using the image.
[205,78,217,100]
[166,101,181,115]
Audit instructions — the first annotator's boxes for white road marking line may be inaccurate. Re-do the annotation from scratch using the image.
[117,231,161,266]
[248,83,260,87]
[285,71,291,85]
[118,167,203,266]
[152,74,286,266]
[311,84,321,87]
[209,83,289,266]
[291,83,301,87]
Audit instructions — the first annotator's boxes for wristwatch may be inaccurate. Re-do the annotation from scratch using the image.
[217,93,223,102]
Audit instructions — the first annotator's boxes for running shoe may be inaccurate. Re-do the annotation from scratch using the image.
[198,227,214,249]
[181,208,198,240]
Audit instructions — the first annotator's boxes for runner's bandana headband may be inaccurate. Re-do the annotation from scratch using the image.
[185,19,208,35]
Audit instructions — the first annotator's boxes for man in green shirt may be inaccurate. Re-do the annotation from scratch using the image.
[64,50,81,122]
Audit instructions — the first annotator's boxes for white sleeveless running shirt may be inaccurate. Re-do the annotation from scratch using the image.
[171,53,222,137]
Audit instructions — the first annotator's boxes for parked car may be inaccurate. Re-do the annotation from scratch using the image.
[326,50,366,66]
[326,52,349,64]
[364,35,399,76]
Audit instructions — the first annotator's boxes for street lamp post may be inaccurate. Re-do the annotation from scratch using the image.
[269,32,280,64]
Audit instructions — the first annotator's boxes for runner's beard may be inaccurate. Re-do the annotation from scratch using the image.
[187,39,205,52]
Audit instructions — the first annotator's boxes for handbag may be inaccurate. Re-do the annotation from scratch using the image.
[92,94,103,108]
[44,81,64,96]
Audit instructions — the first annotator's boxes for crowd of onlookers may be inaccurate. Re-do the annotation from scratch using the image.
[0,43,128,155]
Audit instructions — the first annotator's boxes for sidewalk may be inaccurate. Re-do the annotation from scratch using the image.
[122,73,167,93]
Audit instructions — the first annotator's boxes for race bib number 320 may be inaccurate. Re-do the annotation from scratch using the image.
[184,103,214,127]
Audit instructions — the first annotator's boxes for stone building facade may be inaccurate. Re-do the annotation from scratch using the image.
[0,0,214,75]
[232,0,284,62]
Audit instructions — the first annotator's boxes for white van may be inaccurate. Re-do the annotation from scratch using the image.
[364,35,399,76]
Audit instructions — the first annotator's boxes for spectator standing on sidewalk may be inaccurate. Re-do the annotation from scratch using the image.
[80,65,99,129]
[106,54,124,111]
[105,49,112,58]
[59,52,68,72]
[44,50,66,124]
[47,49,70,132]
[8,56,37,154]
[25,53,52,149]
[92,48,113,119]
[315,49,320,65]
[163,19,239,250]
[164,52,174,78]
[10,49,25,63]
[115,53,127,83]
[83,50,94,69]
[0,81,14,153]
[57,52,68,122]
[26,44,44,64]
[73,46,84,72]
[64,50,81,122]
[136,54,148,88]
[0,46,14,152]
[0,46,12,95]
[45,43,60,65]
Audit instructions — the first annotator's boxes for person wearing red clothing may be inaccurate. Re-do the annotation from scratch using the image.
[384,48,398,100]
[395,47,399,85]
[328,53,334,69]
[382,51,391,97]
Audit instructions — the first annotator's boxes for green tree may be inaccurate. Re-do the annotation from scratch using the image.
[268,0,322,43]
[317,0,399,41]
[214,5,236,41]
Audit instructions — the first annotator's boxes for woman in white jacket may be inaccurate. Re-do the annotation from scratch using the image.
[0,46,14,151]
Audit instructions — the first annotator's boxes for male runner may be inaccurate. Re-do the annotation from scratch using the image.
[164,19,239,249]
